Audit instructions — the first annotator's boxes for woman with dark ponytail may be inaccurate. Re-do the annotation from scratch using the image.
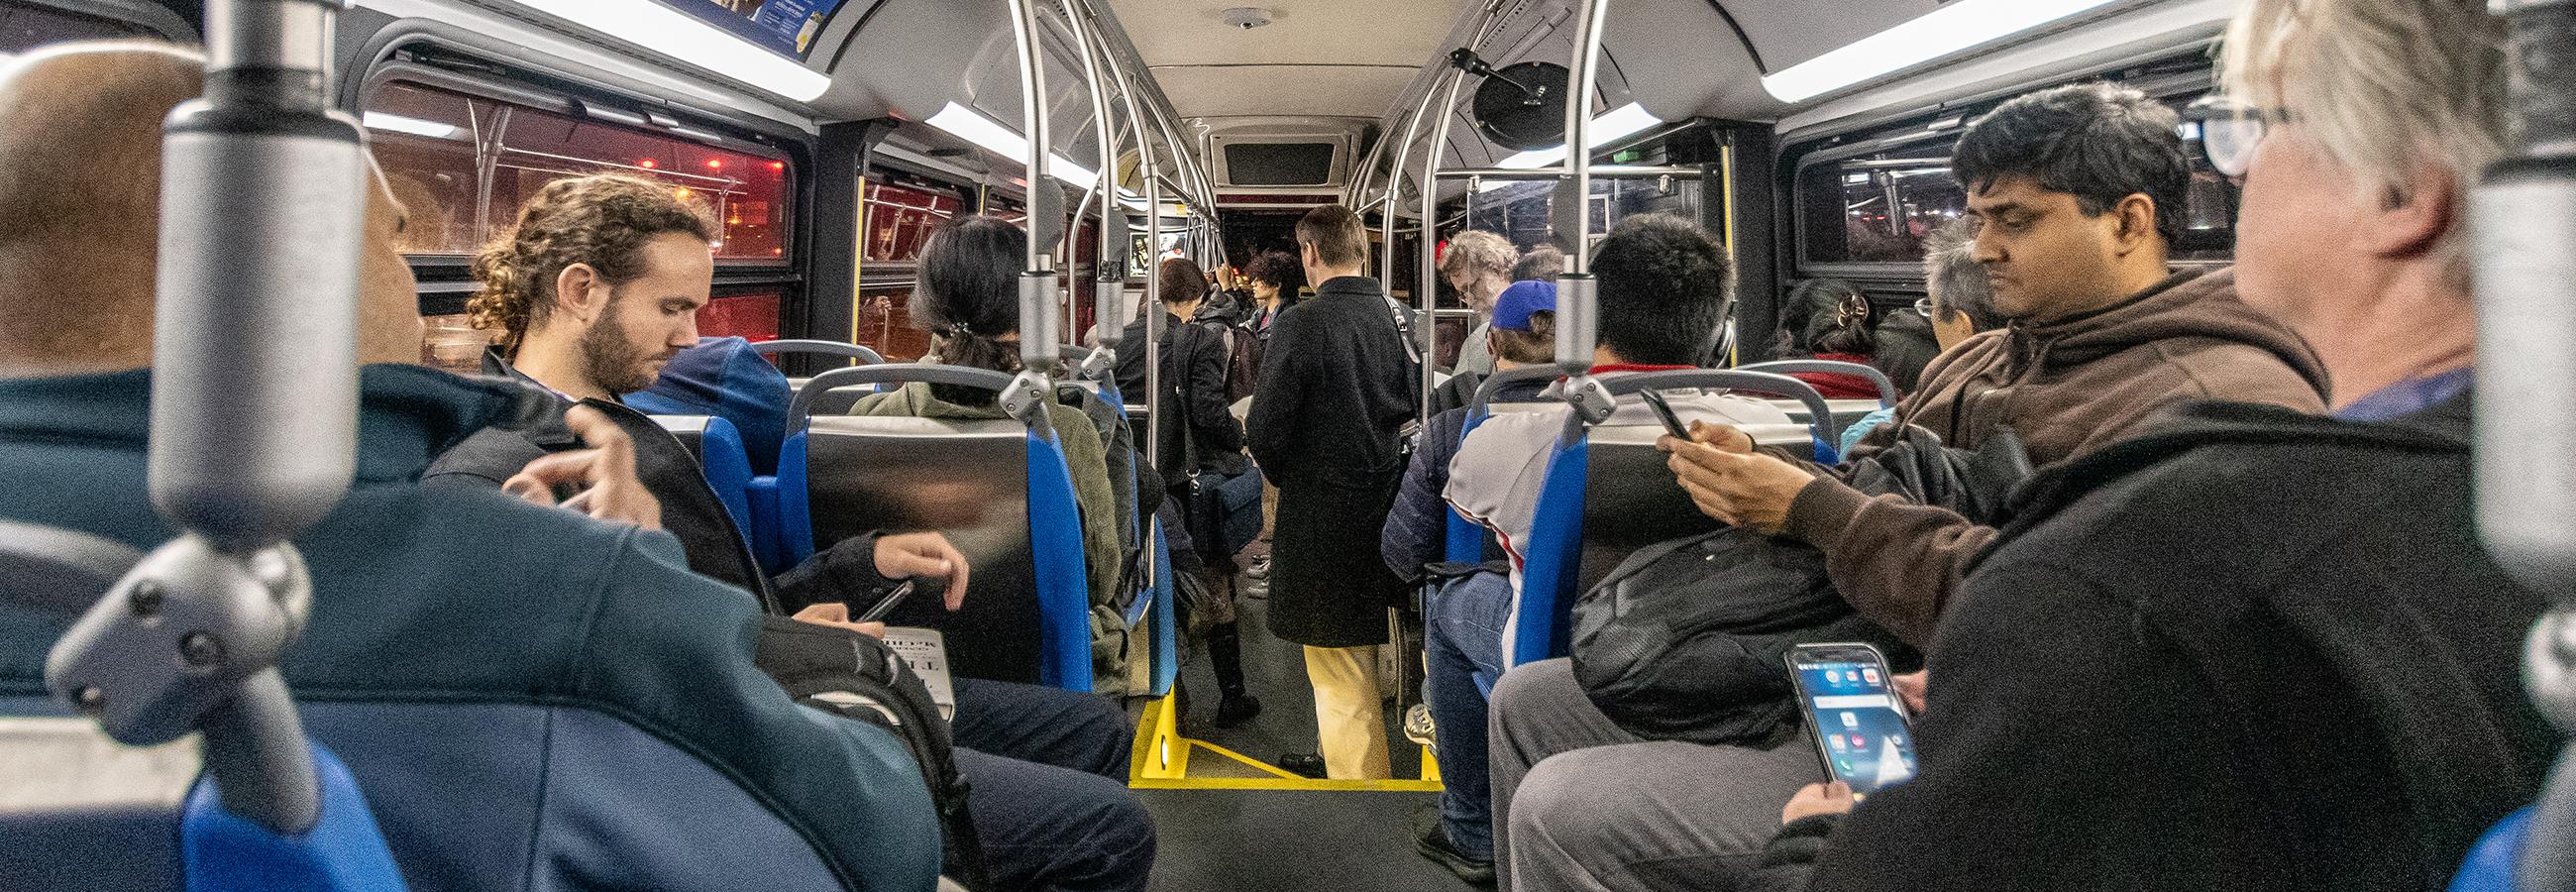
[845,215,1131,688]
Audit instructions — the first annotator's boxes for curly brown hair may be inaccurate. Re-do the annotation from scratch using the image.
[467,173,713,358]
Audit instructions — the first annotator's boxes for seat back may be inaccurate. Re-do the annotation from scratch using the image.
[1506,370,1835,666]
[651,415,757,538]
[784,364,1096,690]
[758,340,889,419]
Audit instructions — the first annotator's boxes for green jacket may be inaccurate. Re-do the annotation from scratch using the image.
[0,365,939,891]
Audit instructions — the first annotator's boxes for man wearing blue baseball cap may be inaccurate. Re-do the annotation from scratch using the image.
[1383,278,1561,885]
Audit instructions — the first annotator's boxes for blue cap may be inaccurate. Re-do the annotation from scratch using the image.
[1492,279,1558,331]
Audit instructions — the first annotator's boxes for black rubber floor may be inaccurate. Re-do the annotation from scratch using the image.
[1138,788,1473,891]
[1164,574,1422,779]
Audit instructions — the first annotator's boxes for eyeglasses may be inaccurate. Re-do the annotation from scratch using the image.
[2182,96,2292,177]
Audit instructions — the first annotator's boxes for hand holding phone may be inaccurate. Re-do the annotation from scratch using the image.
[1785,642,1919,799]
[1640,389,1693,441]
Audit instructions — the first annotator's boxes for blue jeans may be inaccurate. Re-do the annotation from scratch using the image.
[952,678,1155,892]
[1425,571,1514,861]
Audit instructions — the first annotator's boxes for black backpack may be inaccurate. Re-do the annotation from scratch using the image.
[752,615,992,890]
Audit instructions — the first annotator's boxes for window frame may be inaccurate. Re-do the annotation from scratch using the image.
[1785,59,2226,283]
[358,52,807,322]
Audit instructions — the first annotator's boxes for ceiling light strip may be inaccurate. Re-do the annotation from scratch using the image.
[1761,0,2121,103]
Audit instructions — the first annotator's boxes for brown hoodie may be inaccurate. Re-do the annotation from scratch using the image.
[1780,267,2329,646]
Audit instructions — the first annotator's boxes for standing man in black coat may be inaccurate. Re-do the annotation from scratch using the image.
[1246,204,1422,779]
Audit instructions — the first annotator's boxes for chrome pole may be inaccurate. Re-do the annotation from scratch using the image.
[1005,0,1060,420]
[1553,0,1614,423]
[2471,2,2576,889]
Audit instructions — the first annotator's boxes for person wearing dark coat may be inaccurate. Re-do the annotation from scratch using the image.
[1244,205,1422,780]
[1114,256,1262,727]
[1748,4,2550,888]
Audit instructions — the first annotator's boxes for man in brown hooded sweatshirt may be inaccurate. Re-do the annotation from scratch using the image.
[1479,82,2331,892]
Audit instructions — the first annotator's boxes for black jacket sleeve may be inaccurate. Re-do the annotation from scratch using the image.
[1244,307,1307,478]
[1792,557,2241,891]
[1744,815,1842,892]
[770,532,894,613]
[1181,322,1245,457]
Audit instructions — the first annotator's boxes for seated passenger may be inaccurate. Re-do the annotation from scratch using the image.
[1114,255,1260,727]
[1381,279,1557,886]
[0,44,943,889]
[1771,279,1887,399]
[844,214,1128,682]
[1837,218,2004,453]
[1413,216,1800,885]
[423,176,1153,892]
[1751,0,2553,888]
[1486,82,2334,892]
[1444,230,1517,379]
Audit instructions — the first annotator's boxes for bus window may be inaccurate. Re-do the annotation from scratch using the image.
[698,292,782,343]
[864,180,960,263]
[367,80,793,262]
[420,312,494,376]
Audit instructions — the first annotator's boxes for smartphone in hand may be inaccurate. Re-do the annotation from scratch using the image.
[856,579,919,623]
[1785,642,1919,799]
[1640,389,1693,441]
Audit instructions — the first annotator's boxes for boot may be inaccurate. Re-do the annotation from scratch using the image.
[1209,621,1263,727]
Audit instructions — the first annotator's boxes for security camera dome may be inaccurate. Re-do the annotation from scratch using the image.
[1221,7,1273,30]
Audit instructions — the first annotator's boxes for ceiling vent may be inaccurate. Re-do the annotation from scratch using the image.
[1221,7,1274,30]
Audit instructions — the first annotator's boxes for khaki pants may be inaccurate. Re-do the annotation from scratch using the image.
[1302,644,1391,779]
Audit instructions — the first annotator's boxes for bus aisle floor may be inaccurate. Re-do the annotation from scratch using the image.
[1143,574,1423,781]
[1137,787,1459,891]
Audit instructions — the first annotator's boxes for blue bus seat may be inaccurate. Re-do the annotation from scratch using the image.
[651,414,758,540]
[784,364,1100,691]
[1501,371,1839,666]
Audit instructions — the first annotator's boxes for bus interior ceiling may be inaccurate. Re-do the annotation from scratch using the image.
[0,0,2344,889]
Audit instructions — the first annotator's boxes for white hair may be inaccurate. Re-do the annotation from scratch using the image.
[2218,0,2510,288]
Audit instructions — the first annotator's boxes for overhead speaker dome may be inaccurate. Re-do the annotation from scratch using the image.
[1221,7,1274,29]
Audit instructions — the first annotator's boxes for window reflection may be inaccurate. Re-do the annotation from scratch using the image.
[367,81,792,262]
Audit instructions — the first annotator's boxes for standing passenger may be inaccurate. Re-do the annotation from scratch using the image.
[1245,205,1422,780]
[1444,230,1517,378]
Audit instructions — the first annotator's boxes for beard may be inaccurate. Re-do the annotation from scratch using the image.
[579,299,669,394]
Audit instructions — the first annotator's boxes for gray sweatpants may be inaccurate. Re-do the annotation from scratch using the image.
[1488,658,1822,892]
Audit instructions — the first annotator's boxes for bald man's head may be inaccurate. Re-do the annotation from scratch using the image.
[0,41,423,377]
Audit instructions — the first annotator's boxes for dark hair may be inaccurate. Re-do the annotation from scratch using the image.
[1511,244,1564,281]
[1922,217,2005,330]
[1295,205,1368,269]
[1951,82,2191,246]
[1778,279,1862,354]
[469,173,714,357]
[1592,214,1731,366]
[913,214,1025,403]
[1244,250,1301,291]
[1488,311,1556,365]
[1158,256,1209,305]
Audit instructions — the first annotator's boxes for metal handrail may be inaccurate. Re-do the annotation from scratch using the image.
[1739,360,1899,408]
[788,363,1025,430]
[751,339,885,366]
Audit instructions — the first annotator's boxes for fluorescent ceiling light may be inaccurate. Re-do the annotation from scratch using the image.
[509,0,831,103]
[1761,0,2120,103]
[1495,103,1662,169]
[924,102,1101,191]
[362,111,464,141]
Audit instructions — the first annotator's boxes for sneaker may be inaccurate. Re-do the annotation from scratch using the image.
[1402,703,1437,747]
[1413,807,1496,887]
[1245,554,1270,581]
